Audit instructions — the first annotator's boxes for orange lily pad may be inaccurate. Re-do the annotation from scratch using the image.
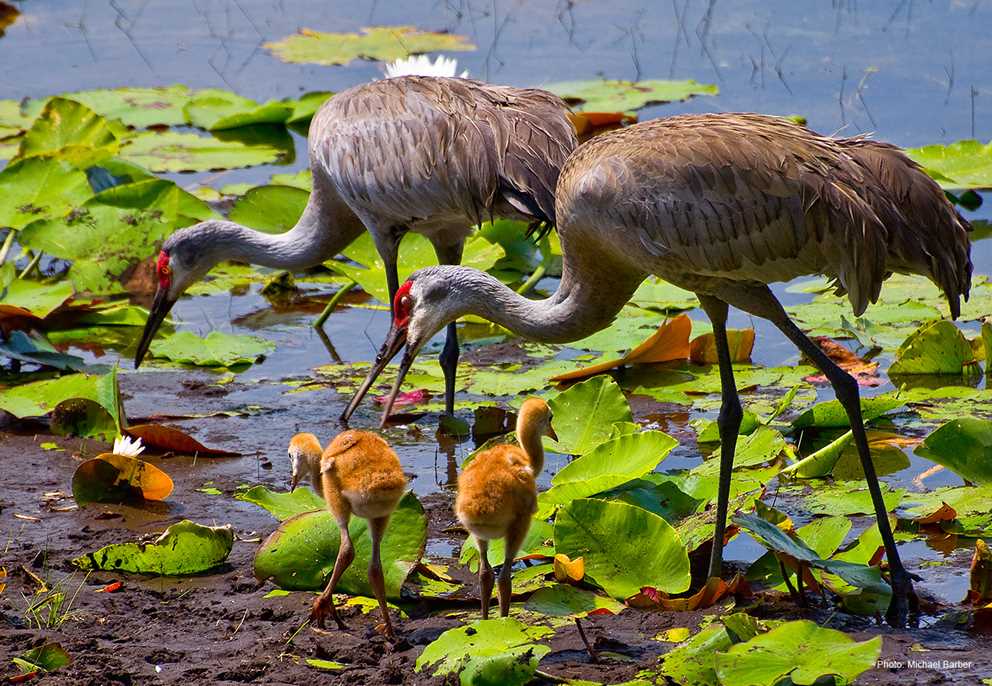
[689,329,755,365]
[804,336,881,387]
[72,452,174,505]
[551,314,692,382]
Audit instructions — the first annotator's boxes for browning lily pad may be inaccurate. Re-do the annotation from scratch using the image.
[265,26,475,66]
[72,452,174,505]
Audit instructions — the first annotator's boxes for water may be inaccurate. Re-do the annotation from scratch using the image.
[2,0,990,604]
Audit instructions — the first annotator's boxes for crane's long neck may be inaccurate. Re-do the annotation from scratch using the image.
[439,253,645,344]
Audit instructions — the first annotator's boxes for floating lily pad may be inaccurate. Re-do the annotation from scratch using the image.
[55,86,193,128]
[120,131,283,172]
[537,430,677,516]
[546,79,718,112]
[714,620,881,686]
[148,330,275,368]
[0,330,86,371]
[917,418,992,485]
[19,178,215,294]
[630,276,699,312]
[266,26,475,66]
[554,498,690,598]
[791,392,903,430]
[227,185,309,234]
[0,369,123,439]
[253,492,426,597]
[73,520,233,575]
[16,97,118,168]
[72,452,174,505]
[236,484,325,520]
[906,139,992,190]
[804,482,904,516]
[415,618,552,678]
[546,375,633,455]
[524,583,624,617]
[888,319,977,375]
[1,278,74,318]
[184,90,294,131]
[0,156,93,229]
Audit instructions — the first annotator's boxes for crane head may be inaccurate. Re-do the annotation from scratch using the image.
[340,270,462,426]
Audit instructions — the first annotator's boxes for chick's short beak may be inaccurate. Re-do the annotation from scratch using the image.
[290,471,300,492]
[546,423,559,441]
[134,287,175,369]
[340,323,409,422]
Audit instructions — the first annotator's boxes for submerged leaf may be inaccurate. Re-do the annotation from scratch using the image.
[73,520,233,575]
[265,26,475,66]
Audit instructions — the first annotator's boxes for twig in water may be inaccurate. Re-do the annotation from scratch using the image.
[575,617,599,663]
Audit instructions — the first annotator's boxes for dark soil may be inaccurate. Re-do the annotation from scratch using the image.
[1,373,990,685]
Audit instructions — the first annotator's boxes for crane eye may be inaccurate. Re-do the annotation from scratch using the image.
[399,295,412,310]
[160,265,171,277]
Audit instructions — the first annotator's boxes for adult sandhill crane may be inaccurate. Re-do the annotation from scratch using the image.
[348,113,972,627]
[288,430,407,639]
[134,75,577,417]
[456,397,556,617]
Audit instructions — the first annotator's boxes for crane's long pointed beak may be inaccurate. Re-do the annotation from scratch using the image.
[340,324,408,422]
[134,288,175,369]
[378,349,416,429]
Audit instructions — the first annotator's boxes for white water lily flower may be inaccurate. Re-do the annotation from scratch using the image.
[383,55,469,79]
[113,434,145,457]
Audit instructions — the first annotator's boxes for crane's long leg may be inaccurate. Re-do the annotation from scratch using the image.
[697,295,744,580]
[368,515,396,640]
[311,514,355,630]
[432,239,466,416]
[477,538,495,619]
[498,517,529,617]
[720,285,918,627]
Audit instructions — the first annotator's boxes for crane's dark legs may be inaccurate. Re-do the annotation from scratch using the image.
[368,515,396,640]
[697,295,744,580]
[432,240,465,417]
[720,285,918,627]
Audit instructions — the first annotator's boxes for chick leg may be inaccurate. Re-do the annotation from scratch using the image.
[368,515,396,640]
[311,515,354,630]
[477,538,495,619]
[498,518,529,618]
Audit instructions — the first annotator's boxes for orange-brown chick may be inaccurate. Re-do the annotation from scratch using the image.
[287,430,407,639]
[455,397,556,617]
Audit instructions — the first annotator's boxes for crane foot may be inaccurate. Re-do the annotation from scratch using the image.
[884,569,920,628]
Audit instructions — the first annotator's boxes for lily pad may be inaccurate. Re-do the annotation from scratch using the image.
[12,643,71,675]
[791,392,902,430]
[72,452,174,505]
[537,430,677,516]
[148,330,275,368]
[905,139,992,190]
[630,276,699,312]
[253,492,426,597]
[55,86,193,128]
[119,131,283,173]
[227,184,309,234]
[554,498,690,598]
[184,90,292,131]
[0,330,86,371]
[546,375,633,455]
[524,583,624,617]
[73,520,233,575]
[124,423,240,456]
[714,620,881,686]
[546,79,718,112]
[917,418,992,484]
[415,618,552,678]
[1,278,74,318]
[0,156,93,230]
[657,622,733,686]
[888,319,977,375]
[15,97,118,167]
[265,25,475,66]
[0,369,123,439]
[236,484,325,520]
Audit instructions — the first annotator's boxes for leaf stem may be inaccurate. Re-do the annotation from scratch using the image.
[0,230,14,265]
[17,251,42,280]
[313,279,356,329]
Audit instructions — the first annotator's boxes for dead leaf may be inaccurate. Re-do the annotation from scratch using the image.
[125,424,240,456]
[567,111,637,143]
[95,581,123,593]
[551,314,692,382]
[553,553,585,583]
[916,502,958,525]
[659,574,745,611]
[966,539,992,604]
[804,336,880,386]
[0,567,6,595]
[689,329,755,365]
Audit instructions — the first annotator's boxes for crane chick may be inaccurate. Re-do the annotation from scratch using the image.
[455,398,556,618]
[288,431,407,639]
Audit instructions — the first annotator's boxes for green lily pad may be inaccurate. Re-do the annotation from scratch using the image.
[714,620,881,686]
[265,25,475,66]
[15,97,118,168]
[287,91,333,125]
[790,392,903,430]
[1,278,74,318]
[148,330,275,368]
[12,643,71,675]
[554,498,690,598]
[227,184,309,234]
[73,520,233,575]
[546,79,718,112]
[459,518,553,573]
[888,319,977,375]
[235,484,325,520]
[546,375,633,455]
[657,622,733,686]
[0,156,93,230]
[0,98,32,133]
[335,232,503,304]
[253,492,426,597]
[537,430,677,516]
[466,360,576,397]
[917,418,992,484]
[804,481,904,516]
[18,178,215,294]
[415,618,552,677]
[524,583,624,617]
[119,131,283,173]
[0,369,123,439]
[630,277,699,312]
[905,139,992,190]
[54,86,193,128]
[569,308,665,352]
[184,90,294,131]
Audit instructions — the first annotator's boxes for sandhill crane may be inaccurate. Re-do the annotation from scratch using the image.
[456,397,556,617]
[348,113,973,627]
[134,74,577,418]
[288,430,407,639]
